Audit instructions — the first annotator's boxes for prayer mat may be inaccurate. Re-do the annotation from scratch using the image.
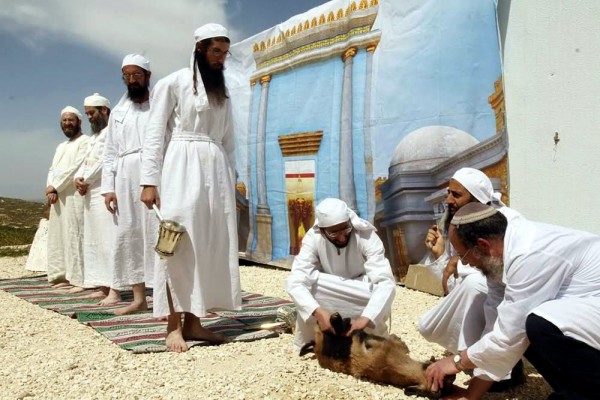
[0,274,295,353]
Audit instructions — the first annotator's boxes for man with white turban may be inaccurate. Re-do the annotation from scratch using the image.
[286,198,397,350]
[101,54,156,313]
[418,167,524,391]
[140,23,240,352]
[75,93,114,297]
[426,203,600,400]
[46,106,89,290]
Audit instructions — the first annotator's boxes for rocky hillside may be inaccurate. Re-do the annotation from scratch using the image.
[0,197,45,247]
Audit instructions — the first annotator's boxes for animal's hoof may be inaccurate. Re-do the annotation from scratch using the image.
[404,386,440,399]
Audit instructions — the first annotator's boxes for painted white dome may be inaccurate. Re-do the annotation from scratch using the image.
[390,125,479,172]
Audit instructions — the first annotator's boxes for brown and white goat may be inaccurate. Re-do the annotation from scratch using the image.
[300,313,454,398]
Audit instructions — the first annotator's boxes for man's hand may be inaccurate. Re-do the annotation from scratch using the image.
[104,192,118,214]
[426,356,459,393]
[45,186,57,205]
[425,225,445,258]
[442,256,460,295]
[312,307,334,334]
[140,186,160,209]
[75,177,89,196]
[347,316,371,336]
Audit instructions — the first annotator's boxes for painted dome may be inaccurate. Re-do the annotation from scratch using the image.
[389,125,479,174]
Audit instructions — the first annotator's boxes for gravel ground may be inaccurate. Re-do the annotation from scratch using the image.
[0,256,552,400]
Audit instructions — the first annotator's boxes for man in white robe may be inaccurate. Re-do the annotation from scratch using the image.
[101,54,156,313]
[75,93,114,297]
[426,203,600,400]
[286,198,397,350]
[140,24,241,352]
[46,106,89,290]
[419,168,524,391]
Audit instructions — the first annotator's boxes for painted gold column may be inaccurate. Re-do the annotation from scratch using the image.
[255,74,272,261]
[339,47,358,212]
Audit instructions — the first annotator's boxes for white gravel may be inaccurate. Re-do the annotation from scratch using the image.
[0,256,551,399]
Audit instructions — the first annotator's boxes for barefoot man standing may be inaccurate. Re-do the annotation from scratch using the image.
[101,54,156,314]
[140,23,241,352]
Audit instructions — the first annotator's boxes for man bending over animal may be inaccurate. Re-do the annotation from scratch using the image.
[286,198,397,350]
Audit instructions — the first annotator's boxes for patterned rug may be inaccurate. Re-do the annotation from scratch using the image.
[0,275,295,353]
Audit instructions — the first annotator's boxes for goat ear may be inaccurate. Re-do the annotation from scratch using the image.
[299,341,316,356]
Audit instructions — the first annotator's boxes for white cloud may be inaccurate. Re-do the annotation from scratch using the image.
[0,0,243,78]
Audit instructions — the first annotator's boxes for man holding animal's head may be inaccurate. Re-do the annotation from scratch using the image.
[286,198,396,350]
[426,203,600,400]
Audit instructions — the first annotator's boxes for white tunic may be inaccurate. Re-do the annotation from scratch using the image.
[46,134,89,285]
[419,207,522,354]
[286,226,397,346]
[467,218,600,380]
[140,68,241,318]
[25,218,48,272]
[101,95,157,289]
[76,128,115,287]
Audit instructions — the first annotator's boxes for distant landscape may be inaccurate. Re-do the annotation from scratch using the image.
[0,196,45,256]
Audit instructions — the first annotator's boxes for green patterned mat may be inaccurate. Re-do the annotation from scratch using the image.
[0,274,294,353]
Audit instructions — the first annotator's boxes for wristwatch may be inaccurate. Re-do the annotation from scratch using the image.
[453,353,466,371]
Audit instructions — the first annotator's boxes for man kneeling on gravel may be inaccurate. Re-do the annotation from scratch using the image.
[286,198,397,350]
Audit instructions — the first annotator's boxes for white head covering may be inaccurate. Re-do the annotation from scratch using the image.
[84,92,110,108]
[451,167,505,206]
[315,198,375,231]
[194,23,229,42]
[60,106,82,121]
[122,53,150,72]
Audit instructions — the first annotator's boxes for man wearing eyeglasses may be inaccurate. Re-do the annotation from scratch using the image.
[101,54,155,314]
[286,198,397,350]
[140,23,240,352]
[419,167,525,392]
[426,203,600,400]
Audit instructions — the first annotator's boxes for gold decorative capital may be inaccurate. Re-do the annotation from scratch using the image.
[250,79,257,87]
[366,43,378,52]
[342,47,358,62]
[260,75,272,85]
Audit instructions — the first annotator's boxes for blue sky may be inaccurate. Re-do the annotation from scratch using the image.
[0,0,327,200]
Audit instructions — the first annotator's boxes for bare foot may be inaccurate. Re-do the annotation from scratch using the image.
[113,299,148,316]
[166,328,188,353]
[51,282,72,289]
[182,322,230,344]
[79,290,107,300]
[98,290,122,306]
[67,286,86,294]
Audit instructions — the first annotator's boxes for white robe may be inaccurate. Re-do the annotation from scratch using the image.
[286,226,397,348]
[76,128,115,287]
[25,218,48,272]
[46,134,89,285]
[467,218,600,380]
[140,68,241,318]
[419,206,522,354]
[101,95,157,289]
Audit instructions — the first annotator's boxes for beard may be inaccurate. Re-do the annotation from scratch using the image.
[127,82,149,103]
[90,116,108,134]
[195,51,228,106]
[479,255,504,282]
[61,123,81,139]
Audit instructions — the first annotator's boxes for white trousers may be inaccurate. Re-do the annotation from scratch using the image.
[294,273,390,349]
[418,272,488,353]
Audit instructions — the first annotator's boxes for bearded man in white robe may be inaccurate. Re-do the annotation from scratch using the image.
[140,23,241,352]
[75,92,114,298]
[286,198,397,350]
[426,203,600,400]
[101,54,156,313]
[418,168,525,392]
[46,106,89,290]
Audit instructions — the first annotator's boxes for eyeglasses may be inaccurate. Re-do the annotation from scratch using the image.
[323,225,353,240]
[209,48,231,58]
[122,72,145,80]
[458,247,476,263]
